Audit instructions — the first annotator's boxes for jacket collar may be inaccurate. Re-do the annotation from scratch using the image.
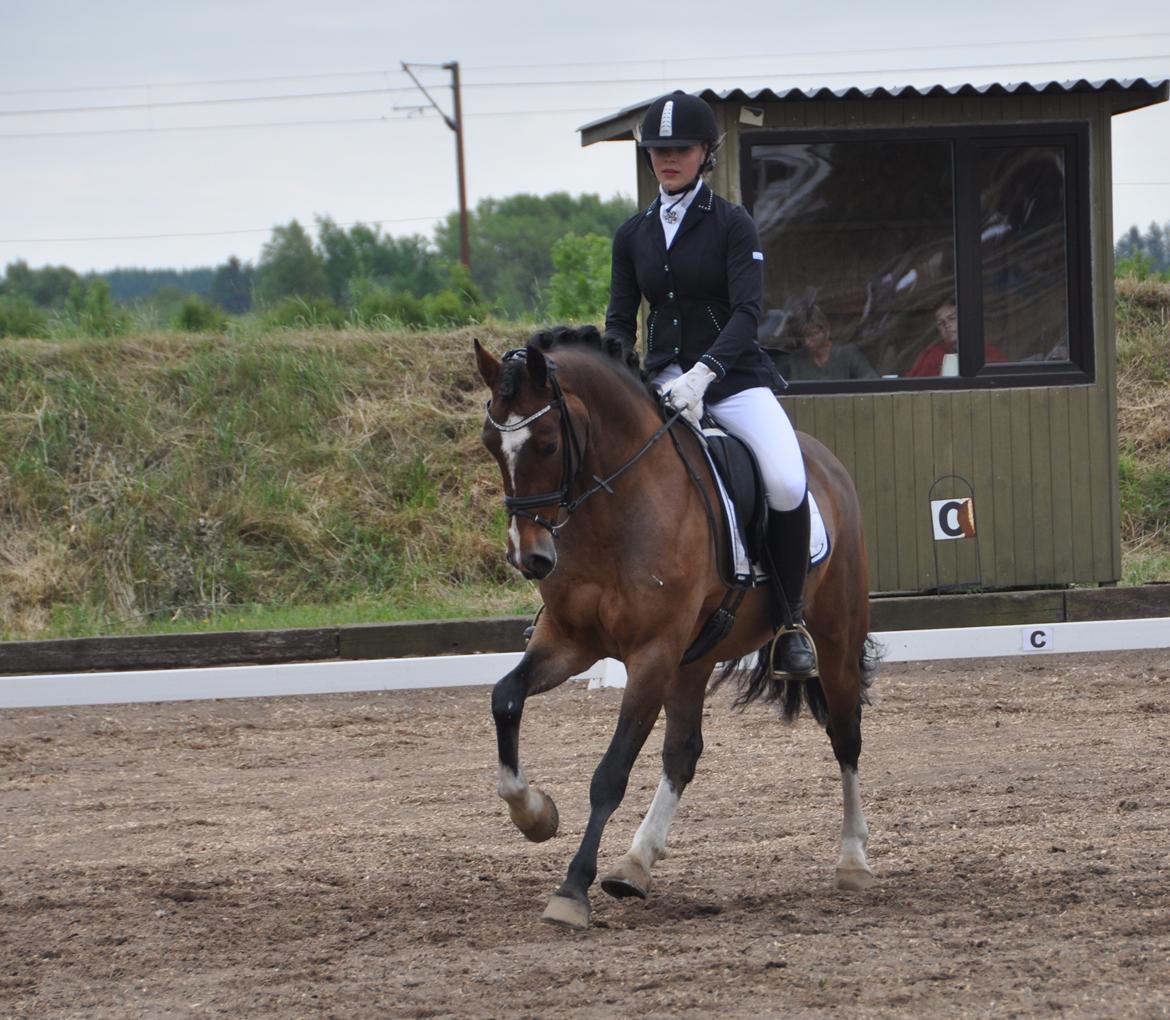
[644,180,713,252]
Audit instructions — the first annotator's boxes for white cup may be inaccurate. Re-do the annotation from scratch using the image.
[940,352,959,377]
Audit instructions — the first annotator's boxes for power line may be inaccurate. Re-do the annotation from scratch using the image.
[4,32,1166,97]
[0,85,427,118]
[0,114,425,141]
[0,215,448,246]
[463,32,1170,71]
[2,54,1166,120]
[457,55,1170,90]
[0,106,618,141]
[0,69,410,98]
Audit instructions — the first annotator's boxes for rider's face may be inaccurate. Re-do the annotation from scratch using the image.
[649,144,705,191]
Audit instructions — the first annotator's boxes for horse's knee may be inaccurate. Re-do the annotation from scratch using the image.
[491,666,530,725]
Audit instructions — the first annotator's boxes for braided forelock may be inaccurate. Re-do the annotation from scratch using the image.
[497,355,528,400]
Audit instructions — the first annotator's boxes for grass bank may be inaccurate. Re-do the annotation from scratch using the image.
[1,289,1168,641]
[0,324,540,639]
[1115,278,1170,584]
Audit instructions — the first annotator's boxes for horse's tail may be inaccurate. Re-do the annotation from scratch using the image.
[711,635,883,724]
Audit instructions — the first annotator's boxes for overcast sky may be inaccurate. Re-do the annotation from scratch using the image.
[2,0,1167,273]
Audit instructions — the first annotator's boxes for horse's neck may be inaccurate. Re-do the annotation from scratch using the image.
[567,369,704,537]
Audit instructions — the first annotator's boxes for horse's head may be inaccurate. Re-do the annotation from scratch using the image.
[475,339,583,580]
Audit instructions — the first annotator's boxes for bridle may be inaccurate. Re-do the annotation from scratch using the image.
[484,350,684,539]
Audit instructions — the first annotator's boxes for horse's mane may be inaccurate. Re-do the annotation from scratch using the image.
[528,325,643,378]
[499,325,645,401]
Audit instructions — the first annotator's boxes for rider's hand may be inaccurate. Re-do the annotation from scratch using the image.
[662,363,717,426]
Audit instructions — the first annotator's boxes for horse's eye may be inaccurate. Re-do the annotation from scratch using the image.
[541,441,558,456]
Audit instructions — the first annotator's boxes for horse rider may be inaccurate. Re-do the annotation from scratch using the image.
[602,90,816,676]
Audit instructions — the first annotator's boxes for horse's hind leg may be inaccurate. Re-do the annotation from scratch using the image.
[818,641,875,891]
[493,637,595,843]
[601,663,709,901]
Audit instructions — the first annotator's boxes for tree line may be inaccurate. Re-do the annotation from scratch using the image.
[0,191,635,337]
[1115,219,1170,281]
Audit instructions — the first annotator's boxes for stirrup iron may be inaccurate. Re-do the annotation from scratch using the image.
[768,622,819,678]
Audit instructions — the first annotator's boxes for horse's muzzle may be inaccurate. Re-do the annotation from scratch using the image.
[520,550,556,579]
[507,525,558,580]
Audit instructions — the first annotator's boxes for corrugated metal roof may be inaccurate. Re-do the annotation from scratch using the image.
[579,77,1170,143]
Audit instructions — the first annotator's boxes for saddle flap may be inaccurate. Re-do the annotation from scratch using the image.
[701,429,769,578]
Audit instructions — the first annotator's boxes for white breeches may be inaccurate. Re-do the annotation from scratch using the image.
[652,365,806,512]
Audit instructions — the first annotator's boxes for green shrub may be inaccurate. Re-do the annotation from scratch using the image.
[0,295,49,338]
[262,296,345,330]
[353,284,427,327]
[61,279,125,337]
[422,287,484,326]
[546,232,611,321]
[173,296,227,333]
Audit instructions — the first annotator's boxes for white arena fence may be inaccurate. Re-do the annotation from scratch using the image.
[1,617,1168,710]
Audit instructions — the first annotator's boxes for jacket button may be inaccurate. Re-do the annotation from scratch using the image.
[673,319,679,326]
[668,291,674,299]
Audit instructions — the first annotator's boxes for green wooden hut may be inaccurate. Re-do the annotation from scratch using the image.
[581,79,1168,594]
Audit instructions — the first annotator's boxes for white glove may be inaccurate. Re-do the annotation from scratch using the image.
[662,363,717,425]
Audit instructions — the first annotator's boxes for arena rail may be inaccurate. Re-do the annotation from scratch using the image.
[2,584,1169,679]
[2,616,1168,710]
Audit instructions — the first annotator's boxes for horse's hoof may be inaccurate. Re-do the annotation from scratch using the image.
[835,866,875,892]
[509,789,559,843]
[541,894,590,930]
[600,854,651,900]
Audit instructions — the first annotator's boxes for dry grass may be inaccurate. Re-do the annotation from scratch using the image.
[0,293,1167,641]
[1115,279,1170,580]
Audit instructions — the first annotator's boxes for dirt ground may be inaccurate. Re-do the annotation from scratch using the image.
[2,650,1169,1019]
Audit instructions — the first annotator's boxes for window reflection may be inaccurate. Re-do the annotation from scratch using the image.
[979,146,1071,364]
[750,140,956,380]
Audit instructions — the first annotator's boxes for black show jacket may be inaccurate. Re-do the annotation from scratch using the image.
[605,182,781,402]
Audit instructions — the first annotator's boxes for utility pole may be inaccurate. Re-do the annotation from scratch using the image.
[401,60,470,270]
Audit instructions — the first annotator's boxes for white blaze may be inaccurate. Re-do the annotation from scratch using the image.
[498,415,531,489]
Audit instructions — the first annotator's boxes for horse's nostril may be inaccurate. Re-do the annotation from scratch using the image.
[522,553,555,579]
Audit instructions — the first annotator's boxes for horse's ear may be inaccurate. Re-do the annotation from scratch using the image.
[474,339,500,388]
[525,343,549,390]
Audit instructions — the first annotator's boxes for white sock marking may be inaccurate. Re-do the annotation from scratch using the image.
[629,775,681,871]
[838,766,870,873]
[497,764,542,816]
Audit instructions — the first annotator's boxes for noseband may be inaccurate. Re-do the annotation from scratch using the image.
[484,350,683,539]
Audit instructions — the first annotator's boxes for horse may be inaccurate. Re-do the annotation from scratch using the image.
[474,325,879,931]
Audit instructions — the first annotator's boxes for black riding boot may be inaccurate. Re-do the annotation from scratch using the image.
[768,493,816,676]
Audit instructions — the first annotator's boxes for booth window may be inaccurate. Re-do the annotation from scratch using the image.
[742,126,1090,390]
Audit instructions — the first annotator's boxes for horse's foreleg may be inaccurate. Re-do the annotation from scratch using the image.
[493,642,593,843]
[601,666,709,901]
[543,668,666,930]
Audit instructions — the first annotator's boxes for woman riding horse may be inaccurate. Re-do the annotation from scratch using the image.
[604,89,815,676]
[476,326,878,931]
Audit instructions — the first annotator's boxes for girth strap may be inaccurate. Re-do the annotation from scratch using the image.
[679,587,747,665]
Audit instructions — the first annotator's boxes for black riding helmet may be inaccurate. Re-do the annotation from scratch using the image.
[638,90,718,148]
[638,91,720,181]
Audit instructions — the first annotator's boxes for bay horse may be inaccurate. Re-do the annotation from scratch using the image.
[475,326,879,931]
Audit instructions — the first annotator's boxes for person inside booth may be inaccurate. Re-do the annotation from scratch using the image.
[782,303,878,382]
[906,300,1006,377]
